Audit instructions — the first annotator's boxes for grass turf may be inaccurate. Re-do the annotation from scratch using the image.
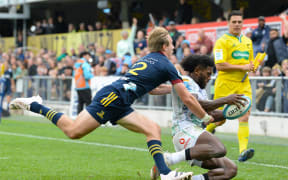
[0,115,287,180]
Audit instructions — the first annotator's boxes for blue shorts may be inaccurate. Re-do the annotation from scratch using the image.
[86,85,134,125]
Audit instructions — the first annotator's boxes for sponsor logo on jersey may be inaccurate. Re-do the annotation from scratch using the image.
[214,49,223,61]
[231,50,249,60]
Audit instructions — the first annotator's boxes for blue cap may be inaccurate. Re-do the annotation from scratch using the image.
[181,40,190,46]
[105,49,112,54]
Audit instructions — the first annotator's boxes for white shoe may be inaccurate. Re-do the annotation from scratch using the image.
[160,170,193,180]
[10,95,43,111]
[150,153,172,180]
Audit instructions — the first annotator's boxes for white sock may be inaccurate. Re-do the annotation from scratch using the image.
[167,149,186,165]
[192,174,205,180]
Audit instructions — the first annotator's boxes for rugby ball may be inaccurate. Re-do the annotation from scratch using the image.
[223,96,251,120]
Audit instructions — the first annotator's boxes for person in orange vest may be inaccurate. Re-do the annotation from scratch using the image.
[74,51,94,114]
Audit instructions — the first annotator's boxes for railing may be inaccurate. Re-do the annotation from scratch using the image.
[20,76,288,117]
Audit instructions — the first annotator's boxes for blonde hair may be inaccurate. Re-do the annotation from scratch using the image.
[148,27,169,52]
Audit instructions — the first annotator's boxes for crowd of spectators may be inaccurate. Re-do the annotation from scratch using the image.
[1,11,288,112]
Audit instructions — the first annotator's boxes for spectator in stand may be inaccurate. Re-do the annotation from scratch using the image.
[55,15,67,33]
[104,49,117,75]
[41,19,48,34]
[280,13,288,46]
[78,44,86,55]
[282,67,288,113]
[193,29,213,55]
[14,61,27,97]
[46,17,55,34]
[244,28,253,39]
[78,22,86,32]
[178,39,193,60]
[95,21,102,31]
[27,57,37,76]
[175,35,185,61]
[87,43,96,58]
[183,46,192,57]
[175,0,192,24]
[94,55,105,76]
[88,24,94,32]
[251,16,270,55]
[68,23,76,33]
[256,66,273,112]
[167,21,181,47]
[198,45,209,55]
[16,48,25,61]
[134,29,147,55]
[35,21,44,35]
[57,48,68,62]
[116,18,137,58]
[281,59,288,76]
[265,28,288,68]
[190,17,199,24]
[70,48,78,59]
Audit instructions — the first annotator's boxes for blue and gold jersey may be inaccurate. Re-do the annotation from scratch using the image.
[111,52,182,103]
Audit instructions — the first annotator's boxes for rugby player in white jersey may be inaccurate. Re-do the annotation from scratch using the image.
[150,54,246,180]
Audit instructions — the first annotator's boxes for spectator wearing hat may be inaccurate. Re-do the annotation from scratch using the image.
[167,21,181,47]
[251,16,270,55]
[116,18,137,58]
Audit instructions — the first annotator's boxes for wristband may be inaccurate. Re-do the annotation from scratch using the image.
[201,114,211,123]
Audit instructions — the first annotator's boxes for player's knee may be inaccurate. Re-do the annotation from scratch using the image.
[145,122,161,139]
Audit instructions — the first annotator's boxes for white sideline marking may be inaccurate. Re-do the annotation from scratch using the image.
[0,131,288,170]
[0,157,9,159]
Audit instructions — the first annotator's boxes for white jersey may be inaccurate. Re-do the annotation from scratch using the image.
[171,75,208,136]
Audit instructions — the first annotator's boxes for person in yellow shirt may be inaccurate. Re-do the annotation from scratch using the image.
[206,10,255,162]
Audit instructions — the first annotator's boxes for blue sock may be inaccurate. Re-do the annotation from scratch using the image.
[30,102,63,125]
[147,140,170,175]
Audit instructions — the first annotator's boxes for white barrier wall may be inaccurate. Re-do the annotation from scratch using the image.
[136,109,288,138]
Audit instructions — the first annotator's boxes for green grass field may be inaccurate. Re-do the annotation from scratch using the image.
[0,115,287,180]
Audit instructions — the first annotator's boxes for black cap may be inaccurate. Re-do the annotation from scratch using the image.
[258,16,265,21]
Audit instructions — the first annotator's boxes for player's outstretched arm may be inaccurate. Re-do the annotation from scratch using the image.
[149,84,172,95]
[216,62,254,72]
[174,82,213,124]
[199,94,246,111]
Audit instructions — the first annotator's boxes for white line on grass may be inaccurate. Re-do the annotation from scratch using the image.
[1,131,288,170]
[0,157,9,159]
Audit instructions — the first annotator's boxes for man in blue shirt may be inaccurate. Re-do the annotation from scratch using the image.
[251,16,270,55]
[10,27,213,180]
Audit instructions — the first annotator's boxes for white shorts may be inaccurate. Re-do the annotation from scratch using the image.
[172,125,205,167]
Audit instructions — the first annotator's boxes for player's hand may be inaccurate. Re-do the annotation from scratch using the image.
[132,18,137,25]
[242,62,254,72]
[224,94,246,107]
[202,114,214,125]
